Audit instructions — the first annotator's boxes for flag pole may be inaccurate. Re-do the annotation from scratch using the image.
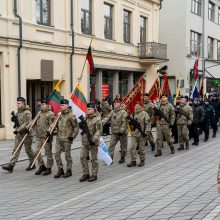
[190,79,198,98]
[78,36,94,83]
[174,76,182,105]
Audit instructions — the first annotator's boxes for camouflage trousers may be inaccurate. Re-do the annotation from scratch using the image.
[177,125,189,145]
[35,137,53,168]
[10,135,34,166]
[130,136,145,162]
[156,124,173,150]
[108,133,128,158]
[80,144,99,176]
[55,140,72,170]
[147,130,155,145]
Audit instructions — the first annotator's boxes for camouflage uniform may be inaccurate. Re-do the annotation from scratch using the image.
[80,112,103,176]
[155,101,175,152]
[176,103,193,148]
[101,100,112,135]
[35,107,55,168]
[53,107,79,170]
[130,109,151,162]
[144,100,155,146]
[10,106,35,166]
[108,107,128,159]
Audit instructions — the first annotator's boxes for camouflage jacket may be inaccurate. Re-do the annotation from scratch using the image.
[176,103,193,126]
[16,106,32,137]
[131,109,151,138]
[55,107,79,142]
[82,112,103,146]
[157,101,175,126]
[144,100,155,123]
[111,107,128,134]
[35,107,55,138]
[100,100,112,118]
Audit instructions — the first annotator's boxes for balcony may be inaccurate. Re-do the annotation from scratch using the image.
[138,42,168,63]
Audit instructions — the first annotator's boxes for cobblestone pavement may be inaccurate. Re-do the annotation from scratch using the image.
[0,131,220,220]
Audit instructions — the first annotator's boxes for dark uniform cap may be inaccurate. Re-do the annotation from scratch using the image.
[87,102,96,108]
[17,97,26,103]
[179,95,185,99]
[185,96,189,99]
[144,93,150,97]
[41,98,48,104]
[60,99,69,105]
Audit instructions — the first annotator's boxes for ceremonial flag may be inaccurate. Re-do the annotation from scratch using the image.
[193,58,199,80]
[120,75,146,114]
[69,84,87,118]
[86,46,94,75]
[149,79,160,104]
[48,80,62,115]
[193,87,199,99]
[199,79,204,98]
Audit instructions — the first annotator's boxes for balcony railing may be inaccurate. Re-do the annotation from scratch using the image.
[138,42,167,60]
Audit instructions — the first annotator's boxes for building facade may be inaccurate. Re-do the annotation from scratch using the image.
[159,0,220,96]
[0,0,166,139]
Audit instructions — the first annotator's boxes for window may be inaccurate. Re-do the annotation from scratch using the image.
[123,10,131,43]
[190,31,201,56]
[140,16,147,43]
[217,41,220,60]
[104,3,113,40]
[218,7,220,24]
[81,0,92,35]
[208,1,215,22]
[36,0,50,26]
[191,0,202,16]
[208,37,214,59]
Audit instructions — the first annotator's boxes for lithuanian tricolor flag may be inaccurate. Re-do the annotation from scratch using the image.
[86,46,94,75]
[69,84,87,119]
[48,80,62,115]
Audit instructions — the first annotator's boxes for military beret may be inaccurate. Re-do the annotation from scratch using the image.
[185,96,189,99]
[144,93,150,96]
[87,102,96,108]
[179,95,185,99]
[41,98,48,104]
[161,94,167,97]
[60,99,69,105]
[17,97,26,103]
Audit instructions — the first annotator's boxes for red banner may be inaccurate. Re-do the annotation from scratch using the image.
[148,79,160,103]
[120,75,146,114]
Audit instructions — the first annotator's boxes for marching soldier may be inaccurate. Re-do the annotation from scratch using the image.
[154,94,176,157]
[50,99,79,178]
[191,98,204,146]
[34,98,55,176]
[79,103,103,182]
[100,96,112,136]
[210,94,220,138]
[2,97,35,172]
[172,96,181,144]
[108,99,128,163]
[127,102,151,167]
[143,93,156,151]
[175,96,193,150]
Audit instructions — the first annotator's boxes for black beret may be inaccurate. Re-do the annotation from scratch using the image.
[87,102,96,108]
[60,99,69,105]
[180,95,185,99]
[41,98,48,104]
[161,94,167,97]
[185,96,189,99]
[17,97,26,103]
[144,93,150,96]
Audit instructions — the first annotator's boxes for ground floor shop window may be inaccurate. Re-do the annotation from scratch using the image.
[119,72,128,98]
[102,71,113,101]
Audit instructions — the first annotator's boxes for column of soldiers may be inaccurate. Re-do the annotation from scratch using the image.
[2,92,220,182]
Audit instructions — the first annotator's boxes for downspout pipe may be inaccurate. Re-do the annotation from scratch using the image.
[70,0,74,92]
[14,0,22,97]
[159,0,163,10]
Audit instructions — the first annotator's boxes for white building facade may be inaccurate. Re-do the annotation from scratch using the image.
[159,0,220,96]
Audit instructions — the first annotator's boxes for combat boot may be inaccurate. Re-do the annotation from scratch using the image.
[63,170,72,178]
[138,160,145,167]
[54,168,64,178]
[192,142,199,146]
[2,164,14,173]
[118,157,125,164]
[88,175,97,182]
[151,143,155,151]
[79,174,90,182]
[204,138,208,142]
[127,161,137,167]
[42,168,51,176]
[177,145,184,151]
[185,143,189,150]
[154,150,162,157]
[35,165,46,175]
[170,146,175,154]
[26,163,35,171]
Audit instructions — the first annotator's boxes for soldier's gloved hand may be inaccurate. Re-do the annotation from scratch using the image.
[24,127,29,134]
[11,116,15,122]
[46,131,51,138]
[68,137,74,144]
[13,130,18,135]
[118,133,123,137]
[89,140,95,146]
